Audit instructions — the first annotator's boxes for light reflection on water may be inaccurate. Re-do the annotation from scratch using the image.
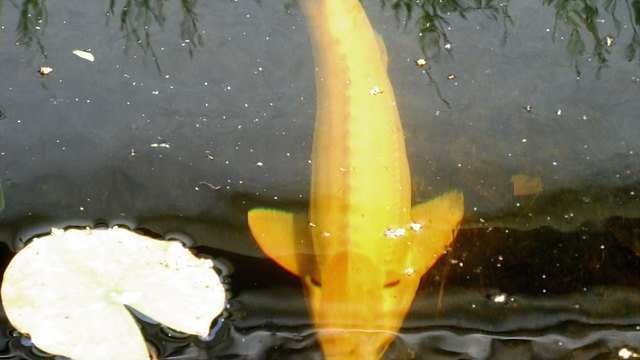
[0,0,639,358]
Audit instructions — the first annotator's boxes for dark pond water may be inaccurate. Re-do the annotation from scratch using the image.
[0,0,640,358]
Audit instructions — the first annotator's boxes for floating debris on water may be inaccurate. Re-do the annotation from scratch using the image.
[150,142,170,148]
[604,35,615,47]
[199,182,221,190]
[511,174,544,196]
[72,49,95,62]
[39,66,53,77]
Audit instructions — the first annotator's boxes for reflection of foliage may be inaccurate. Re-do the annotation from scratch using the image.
[378,0,512,107]
[380,0,640,77]
[108,0,203,74]
[179,0,203,52]
[620,0,640,61]
[545,0,609,78]
[379,0,513,59]
[8,0,202,73]
[13,0,48,57]
[0,0,3,47]
[282,0,298,13]
[545,0,640,77]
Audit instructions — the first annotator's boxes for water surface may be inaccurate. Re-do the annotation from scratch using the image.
[0,0,639,358]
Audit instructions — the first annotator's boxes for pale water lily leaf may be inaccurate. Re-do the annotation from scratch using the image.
[1,227,226,360]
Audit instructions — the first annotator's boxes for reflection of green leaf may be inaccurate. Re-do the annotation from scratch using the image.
[567,28,586,56]
[626,0,640,61]
[180,0,204,57]
[390,0,413,25]
[633,0,640,26]
[626,34,638,61]
[2,227,225,360]
[604,0,622,33]
[0,0,4,48]
[15,0,48,57]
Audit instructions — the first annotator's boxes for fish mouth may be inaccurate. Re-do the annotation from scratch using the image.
[315,327,395,359]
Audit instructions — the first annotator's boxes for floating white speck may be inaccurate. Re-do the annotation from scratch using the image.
[410,223,422,231]
[72,50,95,62]
[150,142,170,148]
[618,347,639,359]
[492,293,508,304]
[384,228,406,238]
[369,86,382,95]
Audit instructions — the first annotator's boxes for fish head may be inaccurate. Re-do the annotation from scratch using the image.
[303,249,423,358]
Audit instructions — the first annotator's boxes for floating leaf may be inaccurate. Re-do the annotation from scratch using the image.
[72,50,95,62]
[1,227,225,360]
[511,174,544,196]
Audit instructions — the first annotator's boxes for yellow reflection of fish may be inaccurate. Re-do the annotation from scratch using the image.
[248,0,464,358]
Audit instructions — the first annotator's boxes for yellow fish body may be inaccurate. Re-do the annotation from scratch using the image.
[248,0,464,358]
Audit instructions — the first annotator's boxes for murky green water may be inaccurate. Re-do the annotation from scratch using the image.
[0,0,639,358]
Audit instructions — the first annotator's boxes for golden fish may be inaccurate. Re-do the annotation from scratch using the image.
[248,0,464,358]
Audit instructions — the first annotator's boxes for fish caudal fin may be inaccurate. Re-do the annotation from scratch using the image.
[247,208,312,277]
[409,190,464,274]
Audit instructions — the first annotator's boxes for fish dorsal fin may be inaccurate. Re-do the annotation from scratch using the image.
[408,190,464,274]
[247,208,313,277]
[375,33,389,70]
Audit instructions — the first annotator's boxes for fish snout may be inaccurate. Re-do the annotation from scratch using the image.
[315,328,395,360]
[305,252,397,357]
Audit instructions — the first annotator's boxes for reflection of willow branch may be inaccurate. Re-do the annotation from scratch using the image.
[423,67,451,108]
[382,0,640,78]
[13,0,48,58]
[108,0,164,74]
[380,1,512,107]
[622,0,640,61]
[380,0,512,59]
[179,0,203,57]
[545,0,640,77]
[108,0,202,74]
[545,0,609,78]
[0,0,3,48]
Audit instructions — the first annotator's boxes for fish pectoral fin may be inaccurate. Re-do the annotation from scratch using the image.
[247,208,312,277]
[409,190,464,274]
